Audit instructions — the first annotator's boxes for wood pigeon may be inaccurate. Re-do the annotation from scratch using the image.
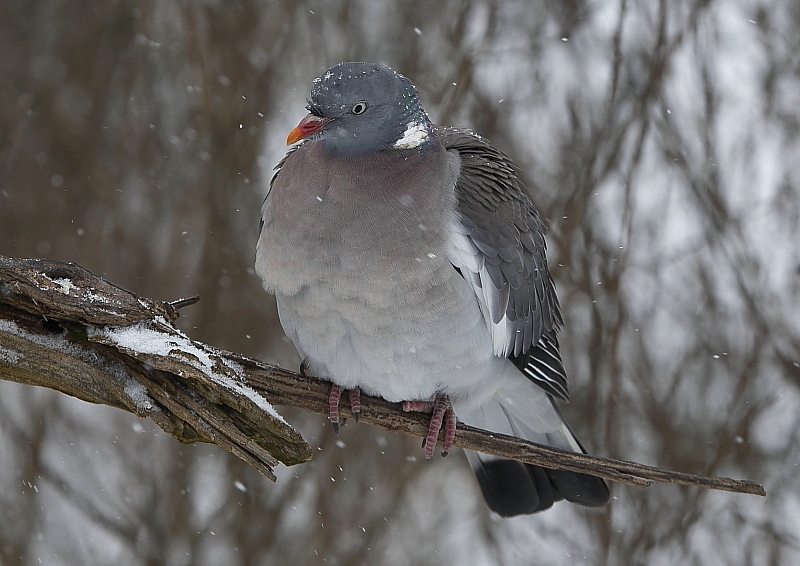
[256,62,610,516]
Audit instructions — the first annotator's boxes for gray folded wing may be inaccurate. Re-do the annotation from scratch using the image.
[439,126,569,401]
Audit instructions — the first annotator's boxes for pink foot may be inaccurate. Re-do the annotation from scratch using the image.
[403,394,456,459]
[328,384,342,434]
[349,388,361,422]
[327,384,361,434]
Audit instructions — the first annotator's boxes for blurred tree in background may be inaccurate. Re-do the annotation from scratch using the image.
[1,1,799,565]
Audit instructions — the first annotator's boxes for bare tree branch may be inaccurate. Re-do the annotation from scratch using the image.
[0,255,766,496]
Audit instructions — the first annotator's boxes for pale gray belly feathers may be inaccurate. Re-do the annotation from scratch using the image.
[256,141,507,403]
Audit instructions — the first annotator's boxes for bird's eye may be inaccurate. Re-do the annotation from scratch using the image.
[351,101,367,115]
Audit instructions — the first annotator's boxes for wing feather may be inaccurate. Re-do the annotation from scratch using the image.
[439,126,570,401]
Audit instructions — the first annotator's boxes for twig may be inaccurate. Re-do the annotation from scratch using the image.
[242,361,765,495]
[169,296,201,311]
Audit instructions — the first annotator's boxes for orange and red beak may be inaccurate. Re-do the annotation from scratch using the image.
[286,114,332,145]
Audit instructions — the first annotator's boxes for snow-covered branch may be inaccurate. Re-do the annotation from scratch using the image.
[0,255,766,496]
[0,255,309,481]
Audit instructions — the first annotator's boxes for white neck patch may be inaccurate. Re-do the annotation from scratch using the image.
[393,120,429,149]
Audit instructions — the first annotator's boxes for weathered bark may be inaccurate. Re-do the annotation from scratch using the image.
[0,255,766,496]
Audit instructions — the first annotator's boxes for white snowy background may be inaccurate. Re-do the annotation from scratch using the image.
[1,1,798,565]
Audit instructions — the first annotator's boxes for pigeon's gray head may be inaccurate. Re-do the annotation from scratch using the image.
[286,62,431,156]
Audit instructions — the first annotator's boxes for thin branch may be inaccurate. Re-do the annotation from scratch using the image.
[242,361,765,495]
[0,255,766,497]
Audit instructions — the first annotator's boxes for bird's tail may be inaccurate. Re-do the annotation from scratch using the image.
[457,376,610,516]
